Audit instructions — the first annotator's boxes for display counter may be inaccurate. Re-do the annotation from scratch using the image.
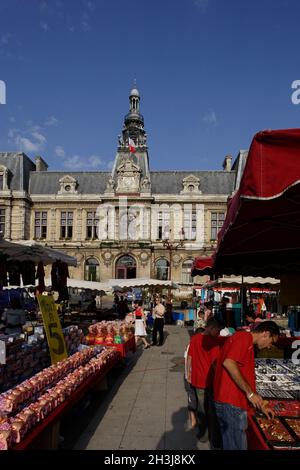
[13,351,120,450]
[100,336,136,359]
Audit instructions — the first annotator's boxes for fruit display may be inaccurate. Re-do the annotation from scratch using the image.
[0,347,119,450]
[86,321,134,345]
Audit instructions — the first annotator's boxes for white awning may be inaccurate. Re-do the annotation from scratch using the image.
[202,276,280,289]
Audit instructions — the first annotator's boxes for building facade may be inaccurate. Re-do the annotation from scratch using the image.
[0,86,238,288]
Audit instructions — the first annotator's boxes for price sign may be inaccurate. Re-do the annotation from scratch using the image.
[37,295,68,364]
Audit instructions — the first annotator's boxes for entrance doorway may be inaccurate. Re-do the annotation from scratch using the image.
[115,255,136,279]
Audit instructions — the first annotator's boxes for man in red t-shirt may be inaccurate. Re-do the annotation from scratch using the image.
[188,317,226,447]
[213,321,280,450]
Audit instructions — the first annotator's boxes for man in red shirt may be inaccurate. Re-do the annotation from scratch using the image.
[213,320,280,450]
[188,317,225,447]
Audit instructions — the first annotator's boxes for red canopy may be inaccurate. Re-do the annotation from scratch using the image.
[214,129,300,277]
[191,256,214,276]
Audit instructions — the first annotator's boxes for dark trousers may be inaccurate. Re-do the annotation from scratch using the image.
[152,318,164,345]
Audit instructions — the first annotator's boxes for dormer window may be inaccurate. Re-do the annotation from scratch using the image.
[181,174,201,194]
[58,175,78,194]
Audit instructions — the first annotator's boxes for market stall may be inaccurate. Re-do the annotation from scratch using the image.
[85,321,136,359]
[248,358,300,450]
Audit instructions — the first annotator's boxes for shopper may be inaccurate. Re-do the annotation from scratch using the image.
[188,318,225,447]
[213,320,280,450]
[152,298,166,346]
[117,295,128,320]
[133,300,151,349]
[184,341,199,430]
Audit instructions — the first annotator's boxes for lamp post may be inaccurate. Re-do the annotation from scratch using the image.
[162,226,185,298]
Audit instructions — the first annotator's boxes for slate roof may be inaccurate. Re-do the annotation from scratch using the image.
[29,170,235,195]
[0,152,36,191]
[29,171,110,195]
[150,171,235,194]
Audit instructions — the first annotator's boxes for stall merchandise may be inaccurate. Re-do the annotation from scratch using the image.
[86,321,136,358]
[86,321,134,346]
[0,325,85,393]
[0,347,119,450]
[247,357,300,450]
[255,359,299,400]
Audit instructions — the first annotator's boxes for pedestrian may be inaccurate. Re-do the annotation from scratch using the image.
[188,317,225,448]
[204,301,214,324]
[133,300,151,349]
[184,341,199,430]
[152,297,166,346]
[213,320,280,450]
[117,295,128,320]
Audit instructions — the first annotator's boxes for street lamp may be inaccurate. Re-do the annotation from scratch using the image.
[161,227,185,324]
[162,226,185,283]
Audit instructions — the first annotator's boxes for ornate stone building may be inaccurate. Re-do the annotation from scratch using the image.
[0,86,238,287]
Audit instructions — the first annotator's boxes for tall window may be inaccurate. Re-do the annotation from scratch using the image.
[182,259,194,284]
[86,211,98,239]
[155,258,169,280]
[157,211,170,239]
[60,211,73,239]
[34,211,47,239]
[184,210,197,240]
[0,207,5,237]
[0,174,3,191]
[211,212,225,240]
[84,258,100,282]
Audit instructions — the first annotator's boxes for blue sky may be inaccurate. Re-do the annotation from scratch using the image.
[0,0,300,172]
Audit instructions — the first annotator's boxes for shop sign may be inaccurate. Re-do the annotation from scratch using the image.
[37,295,68,364]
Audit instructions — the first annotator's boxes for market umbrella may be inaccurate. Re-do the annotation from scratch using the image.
[213,129,300,278]
[202,276,280,289]
[191,256,214,276]
[111,278,179,290]
[6,240,77,266]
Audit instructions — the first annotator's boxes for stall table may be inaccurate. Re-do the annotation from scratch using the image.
[101,336,136,359]
[13,351,120,450]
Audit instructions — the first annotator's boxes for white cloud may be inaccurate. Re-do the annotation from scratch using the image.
[89,155,104,168]
[55,145,66,158]
[203,110,217,125]
[40,22,50,32]
[15,136,42,153]
[63,154,105,170]
[45,115,59,126]
[107,161,114,170]
[31,131,47,145]
[39,1,49,12]
[9,124,47,154]
[81,20,91,32]
[193,0,209,10]
[9,116,16,123]
[64,155,85,170]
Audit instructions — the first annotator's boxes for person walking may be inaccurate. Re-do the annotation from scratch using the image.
[213,321,280,450]
[152,297,166,346]
[133,300,151,349]
[188,318,225,448]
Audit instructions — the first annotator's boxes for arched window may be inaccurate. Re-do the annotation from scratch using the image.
[116,255,136,279]
[84,258,100,282]
[155,258,169,280]
[182,259,194,284]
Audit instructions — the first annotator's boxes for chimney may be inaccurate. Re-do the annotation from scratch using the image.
[35,156,48,172]
[223,155,232,172]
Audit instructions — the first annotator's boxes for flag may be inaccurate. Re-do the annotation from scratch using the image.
[128,137,136,153]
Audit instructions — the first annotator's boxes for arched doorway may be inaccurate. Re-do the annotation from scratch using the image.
[115,255,136,279]
[155,258,169,280]
[84,257,100,282]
